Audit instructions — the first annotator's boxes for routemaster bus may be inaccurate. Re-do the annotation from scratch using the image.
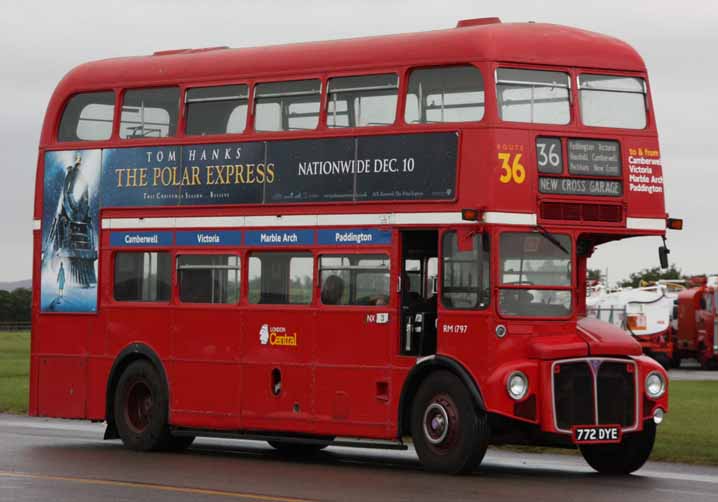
[31,18,679,475]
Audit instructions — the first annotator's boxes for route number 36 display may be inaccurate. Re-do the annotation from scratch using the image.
[498,152,526,184]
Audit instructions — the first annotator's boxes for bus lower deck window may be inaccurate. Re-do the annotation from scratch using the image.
[185,85,249,136]
[579,74,647,129]
[114,252,171,302]
[178,255,240,304]
[58,91,115,142]
[248,252,313,304]
[496,68,570,125]
[120,87,179,139]
[441,232,490,309]
[405,65,485,124]
[319,255,390,306]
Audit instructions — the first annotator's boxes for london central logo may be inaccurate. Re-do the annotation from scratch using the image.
[259,324,297,347]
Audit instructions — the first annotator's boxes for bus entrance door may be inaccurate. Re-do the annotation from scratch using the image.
[400,230,438,357]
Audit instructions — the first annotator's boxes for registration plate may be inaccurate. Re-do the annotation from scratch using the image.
[571,425,622,444]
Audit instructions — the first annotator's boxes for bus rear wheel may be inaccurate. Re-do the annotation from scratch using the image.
[411,371,489,474]
[580,420,656,474]
[114,360,173,451]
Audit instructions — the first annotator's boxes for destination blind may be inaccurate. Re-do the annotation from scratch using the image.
[567,139,621,177]
[538,177,623,197]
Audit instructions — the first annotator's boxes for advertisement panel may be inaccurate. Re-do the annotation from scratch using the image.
[100,133,458,206]
[41,150,101,312]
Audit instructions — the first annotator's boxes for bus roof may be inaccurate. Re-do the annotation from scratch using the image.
[54,20,646,93]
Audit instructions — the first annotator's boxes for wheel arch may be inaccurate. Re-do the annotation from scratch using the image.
[397,355,485,437]
[103,343,169,440]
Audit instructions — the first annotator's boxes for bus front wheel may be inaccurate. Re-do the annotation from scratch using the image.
[114,360,174,451]
[580,420,656,474]
[411,371,489,474]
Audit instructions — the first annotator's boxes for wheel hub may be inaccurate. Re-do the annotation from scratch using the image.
[423,402,450,444]
[125,380,153,433]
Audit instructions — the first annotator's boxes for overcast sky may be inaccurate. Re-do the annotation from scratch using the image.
[0,0,715,285]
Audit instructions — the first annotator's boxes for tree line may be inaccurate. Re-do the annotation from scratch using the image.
[588,264,686,288]
[0,289,31,322]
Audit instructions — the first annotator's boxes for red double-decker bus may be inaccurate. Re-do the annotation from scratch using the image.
[31,18,676,474]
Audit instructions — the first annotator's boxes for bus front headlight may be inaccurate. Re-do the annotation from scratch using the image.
[507,371,528,401]
[645,371,666,398]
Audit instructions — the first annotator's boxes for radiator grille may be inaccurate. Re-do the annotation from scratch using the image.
[597,362,636,427]
[540,202,622,223]
[553,361,594,430]
[553,359,637,432]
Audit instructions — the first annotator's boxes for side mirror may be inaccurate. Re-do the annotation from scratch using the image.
[658,245,670,269]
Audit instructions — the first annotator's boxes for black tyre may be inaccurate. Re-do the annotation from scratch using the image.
[653,353,671,370]
[267,440,331,456]
[671,352,681,369]
[411,371,489,474]
[114,360,173,451]
[580,420,656,475]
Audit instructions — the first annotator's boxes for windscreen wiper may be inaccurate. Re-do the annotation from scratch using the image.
[535,225,570,255]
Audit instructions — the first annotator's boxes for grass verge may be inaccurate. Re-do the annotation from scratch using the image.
[0,331,30,414]
[651,380,718,464]
[0,331,716,464]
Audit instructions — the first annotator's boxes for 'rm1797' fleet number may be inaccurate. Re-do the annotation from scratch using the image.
[442,324,468,334]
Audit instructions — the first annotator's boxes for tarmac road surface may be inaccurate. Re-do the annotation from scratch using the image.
[669,369,718,381]
[669,359,718,381]
[1,414,718,502]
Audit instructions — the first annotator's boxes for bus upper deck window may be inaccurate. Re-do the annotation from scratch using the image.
[119,87,179,139]
[254,80,321,132]
[58,91,115,142]
[185,85,249,136]
[579,74,647,129]
[496,68,570,125]
[405,65,485,124]
[327,74,398,128]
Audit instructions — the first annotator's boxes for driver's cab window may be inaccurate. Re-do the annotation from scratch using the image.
[498,232,572,317]
[441,231,490,309]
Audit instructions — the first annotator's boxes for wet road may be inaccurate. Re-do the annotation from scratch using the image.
[669,360,718,380]
[669,369,718,381]
[1,414,718,502]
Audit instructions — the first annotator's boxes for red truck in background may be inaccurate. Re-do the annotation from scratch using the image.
[672,277,718,369]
